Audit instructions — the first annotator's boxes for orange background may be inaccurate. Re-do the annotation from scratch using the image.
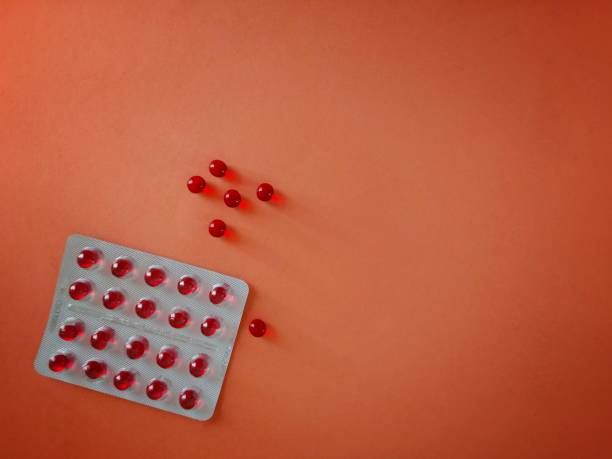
[1,1,612,458]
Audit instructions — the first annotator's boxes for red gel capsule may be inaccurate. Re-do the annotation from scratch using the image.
[126,337,148,359]
[187,175,206,193]
[69,280,91,300]
[179,389,199,410]
[102,289,124,310]
[209,159,227,177]
[135,298,156,319]
[168,309,190,329]
[58,319,83,341]
[113,370,135,391]
[177,276,198,295]
[83,360,106,379]
[249,318,267,337]
[223,189,241,208]
[256,183,274,201]
[146,379,168,400]
[208,219,226,238]
[209,285,227,304]
[144,266,166,287]
[77,248,99,268]
[49,353,72,372]
[200,317,220,337]
[111,257,132,278]
[156,347,177,369]
[90,327,114,350]
[189,355,208,378]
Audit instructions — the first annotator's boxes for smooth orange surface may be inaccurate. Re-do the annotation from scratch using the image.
[1,2,612,458]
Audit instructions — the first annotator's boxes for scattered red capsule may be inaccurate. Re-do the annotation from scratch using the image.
[156,347,177,369]
[49,353,72,372]
[189,355,209,377]
[200,317,220,337]
[58,319,83,341]
[146,379,168,400]
[111,257,132,278]
[179,389,199,410]
[102,289,124,309]
[144,266,166,287]
[256,183,274,201]
[135,298,156,319]
[223,189,241,208]
[209,219,226,238]
[90,327,114,350]
[177,276,198,295]
[113,370,135,391]
[209,285,227,304]
[69,280,91,300]
[83,360,106,379]
[77,248,99,268]
[249,318,267,337]
[187,175,206,193]
[126,337,148,359]
[168,309,190,329]
[209,159,227,177]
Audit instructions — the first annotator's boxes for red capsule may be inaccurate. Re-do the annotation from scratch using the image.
[69,280,91,300]
[168,309,190,329]
[90,327,114,350]
[49,353,72,372]
[249,318,267,337]
[144,266,166,287]
[179,389,199,410]
[256,183,274,201]
[208,219,226,238]
[58,319,83,341]
[209,285,227,304]
[187,175,206,193]
[102,289,124,309]
[189,355,208,377]
[200,317,220,337]
[223,189,241,208]
[146,379,168,400]
[77,248,99,268]
[177,276,198,295]
[126,337,148,359]
[113,370,135,391]
[111,257,132,278]
[135,298,156,319]
[209,159,227,177]
[156,347,177,369]
[83,360,106,379]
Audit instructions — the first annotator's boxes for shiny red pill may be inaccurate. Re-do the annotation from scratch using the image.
[113,370,135,391]
[187,175,206,193]
[126,337,148,359]
[156,348,177,369]
[69,280,91,300]
[177,276,198,295]
[135,299,156,319]
[209,159,227,177]
[200,317,220,337]
[58,320,83,341]
[249,318,267,337]
[223,189,241,208]
[49,353,72,372]
[146,379,167,400]
[256,183,274,201]
[111,257,132,278]
[90,327,114,350]
[83,360,106,379]
[189,355,208,378]
[208,219,226,238]
[179,389,199,410]
[168,309,190,329]
[209,285,227,304]
[144,266,166,287]
[102,289,124,309]
[77,248,99,268]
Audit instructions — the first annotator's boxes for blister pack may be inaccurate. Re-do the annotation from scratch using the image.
[34,234,249,421]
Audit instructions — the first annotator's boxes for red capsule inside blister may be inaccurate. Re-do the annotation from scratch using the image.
[58,319,83,341]
[113,370,135,391]
[69,280,91,300]
[144,266,166,287]
[156,347,177,369]
[209,284,227,304]
[223,189,241,208]
[249,318,267,337]
[257,183,274,201]
[49,353,73,372]
[90,327,114,350]
[126,336,148,359]
[200,317,220,337]
[146,379,168,400]
[102,289,125,309]
[135,298,156,319]
[111,257,132,278]
[177,276,198,295]
[179,389,199,410]
[189,354,208,378]
[187,175,206,193]
[83,360,106,379]
[168,309,190,329]
[209,159,227,177]
[77,248,100,269]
